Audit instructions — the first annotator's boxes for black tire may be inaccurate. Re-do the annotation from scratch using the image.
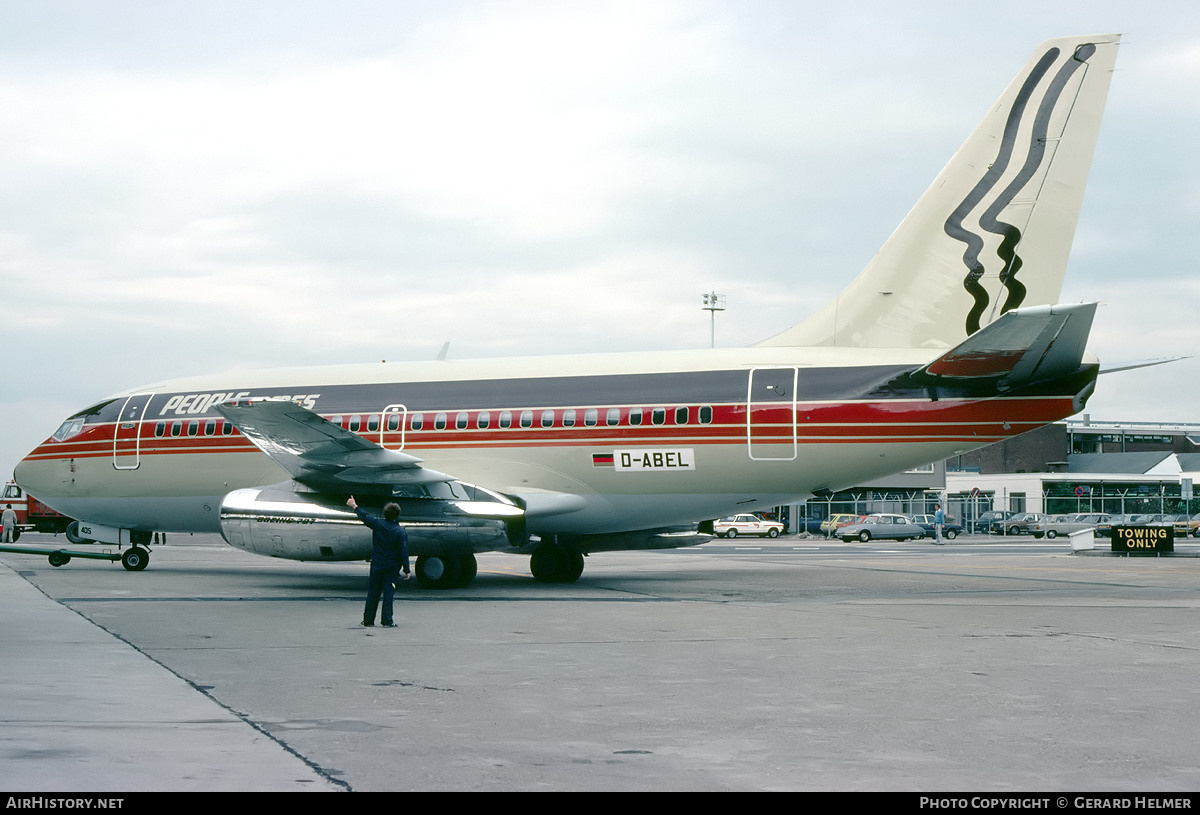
[530,545,585,583]
[726,529,738,538]
[944,529,958,540]
[415,554,462,589]
[454,554,478,588]
[767,528,779,538]
[858,530,871,542]
[48,551,71,567]
[121,547,149,571]
[1046,530,1057,539]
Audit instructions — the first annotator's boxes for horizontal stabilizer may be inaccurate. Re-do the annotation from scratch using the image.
[914,302,1096,388]
[216,399,456,490]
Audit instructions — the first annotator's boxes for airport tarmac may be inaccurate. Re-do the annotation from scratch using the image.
[2,532,1199,792]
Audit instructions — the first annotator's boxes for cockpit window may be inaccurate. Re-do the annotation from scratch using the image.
[51,399,117,441]
[52,417,86,441]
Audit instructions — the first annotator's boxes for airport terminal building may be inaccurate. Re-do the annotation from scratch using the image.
[790,417,1200,533]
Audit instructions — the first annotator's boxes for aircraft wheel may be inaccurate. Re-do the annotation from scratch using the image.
[121,547,149,571]
[767,528,779,538]
[454,554,478,587]
[415,554,462,589]
[65,521,93,545]
[858,530,872,542]
[530,545,585,583]
[48,551,71,567]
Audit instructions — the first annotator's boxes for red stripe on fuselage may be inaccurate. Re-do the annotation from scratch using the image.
[20,395,1073,463]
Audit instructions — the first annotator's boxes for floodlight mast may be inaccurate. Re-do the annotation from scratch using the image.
[701,291,726,348]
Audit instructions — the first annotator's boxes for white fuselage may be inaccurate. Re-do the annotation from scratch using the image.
[15,344,1088,540]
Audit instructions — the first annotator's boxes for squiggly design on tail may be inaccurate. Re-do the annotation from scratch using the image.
[943,48,1059,335]
[984,43,1096,315]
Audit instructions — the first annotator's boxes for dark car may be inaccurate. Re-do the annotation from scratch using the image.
[975,510,1019,534]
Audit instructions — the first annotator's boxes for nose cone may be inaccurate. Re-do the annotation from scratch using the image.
[13,444,59,500]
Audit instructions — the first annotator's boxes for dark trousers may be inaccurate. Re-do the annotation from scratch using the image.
[363,565,399,625]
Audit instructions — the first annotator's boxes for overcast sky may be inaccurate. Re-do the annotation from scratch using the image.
[3,0,1199,477]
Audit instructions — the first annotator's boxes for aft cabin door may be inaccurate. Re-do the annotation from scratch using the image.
[382,403,407,450]
[113,392,155,470]
[747,368,798,461]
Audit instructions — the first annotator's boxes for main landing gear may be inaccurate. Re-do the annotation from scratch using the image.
[414,553,478,589]
[529,543,585,583]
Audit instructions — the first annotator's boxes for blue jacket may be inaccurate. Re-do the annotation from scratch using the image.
[355,507,410,572]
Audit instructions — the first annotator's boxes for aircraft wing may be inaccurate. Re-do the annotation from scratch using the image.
[216,399,457,491]
[914,302,1097,388]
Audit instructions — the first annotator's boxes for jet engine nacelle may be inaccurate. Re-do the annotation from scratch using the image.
[218,485,525,562]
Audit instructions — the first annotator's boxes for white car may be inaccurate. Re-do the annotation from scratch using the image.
[713,514,784,538]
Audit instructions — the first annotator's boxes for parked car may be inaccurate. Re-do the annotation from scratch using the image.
[838,513,925,542]
[911,516,964,540]
[1128,513,1189,537]
[819,514,864,535]
[1001,513,1045,535]
[975,510,1020,534]
[1031,513,1110,539]
[1095,514,1136,538]
[713,514,784,538]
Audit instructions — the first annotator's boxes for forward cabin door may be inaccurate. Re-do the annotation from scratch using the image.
[382,403,408,450]
[746,368,798,460]
[112,392,155,470]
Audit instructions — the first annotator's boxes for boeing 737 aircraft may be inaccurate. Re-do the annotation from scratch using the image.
[15,35,1121,586]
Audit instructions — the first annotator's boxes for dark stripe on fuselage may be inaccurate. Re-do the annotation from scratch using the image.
[97,365,933,425]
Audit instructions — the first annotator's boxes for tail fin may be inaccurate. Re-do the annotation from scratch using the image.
[758,34,1120,350]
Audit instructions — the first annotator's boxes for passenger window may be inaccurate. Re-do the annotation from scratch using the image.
[204,419,216,436]
[607,408,620,426]
[456,412,469,430]
[330,415,343,427]
[629,408,643,426]
[520,410,533,428]
[541,410,554,428]
[155,422,166,437]
[349,415,361,432]
[367,414,380,432]
[499,411,512,429]
[171,421,182,437]
[699,405,713,424]
[410,413,423,431]
[434,412,447,430]
[477,411,490,429]
[584,409,598,427]
[222,422,234,436]
[563,409,576,427]
[675,407,688,425]
[652,408,666,426]
[387,413,400,432]
[187,421,199,437]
